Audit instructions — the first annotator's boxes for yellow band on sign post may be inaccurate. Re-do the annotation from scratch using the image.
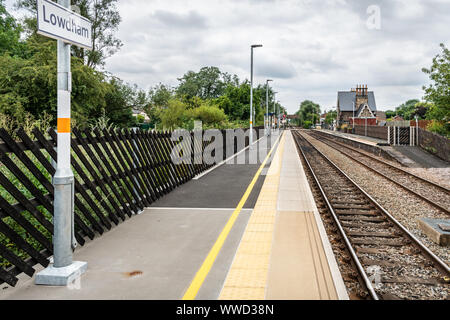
[58,118,71,133]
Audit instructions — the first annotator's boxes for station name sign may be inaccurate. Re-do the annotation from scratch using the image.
[37,0,92,49]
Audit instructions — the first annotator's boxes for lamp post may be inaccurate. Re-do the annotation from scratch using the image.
[266,79,273,136]
[352,101,355,133]
[250,44,263,148]
[415,115,419,146]
[273,91,278,132]
[276,100,280,131]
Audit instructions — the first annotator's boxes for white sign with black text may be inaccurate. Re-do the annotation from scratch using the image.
[37,0,92,49]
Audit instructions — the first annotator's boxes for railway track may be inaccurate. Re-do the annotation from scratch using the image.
[307,130,450,215]
[292,130,449,300]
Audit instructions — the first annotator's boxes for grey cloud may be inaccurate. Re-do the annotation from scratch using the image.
[98,0,450,114]
[150,10,208,29]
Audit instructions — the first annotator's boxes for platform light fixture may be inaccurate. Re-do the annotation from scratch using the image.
[250,44,263,147]
[266,79,273,136]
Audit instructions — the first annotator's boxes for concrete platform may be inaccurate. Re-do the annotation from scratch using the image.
[0,208,253,300]
[318,129,449,168]
[219,131,348,300]
[1,131,348,300]
[385,146,449,168]
[320,129,385,146]
[0,134,281,300]
[150,134,279,209]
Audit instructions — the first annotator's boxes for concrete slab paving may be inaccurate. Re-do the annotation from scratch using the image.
[1,208,252,300]
[266,131,347,300]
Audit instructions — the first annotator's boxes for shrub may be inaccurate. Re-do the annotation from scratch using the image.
[427,120,450,138]
[303,120,312,129]
[188,104,227,125]
[136,114,145,124]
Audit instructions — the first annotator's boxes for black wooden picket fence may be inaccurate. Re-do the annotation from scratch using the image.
[0,126,264,286]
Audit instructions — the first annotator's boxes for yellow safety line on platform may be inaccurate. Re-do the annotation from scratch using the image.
[219,132,286,300]
[182,134,283,300]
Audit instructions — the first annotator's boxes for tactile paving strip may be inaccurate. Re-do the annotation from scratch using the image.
[218,132,286,300]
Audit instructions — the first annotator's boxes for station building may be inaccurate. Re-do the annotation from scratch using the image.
[337,85,377,127]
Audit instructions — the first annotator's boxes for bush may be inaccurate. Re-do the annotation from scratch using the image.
[338,124,348,132]
[136,114,145,124]
[0,111,53,139]
[303,120,312,129]
[427,120,450,137]
[160,99,188,130]
[188,104,227,125]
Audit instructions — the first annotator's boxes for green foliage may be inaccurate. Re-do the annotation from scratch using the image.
[136,114,145,124]
[385,110,396,119]
[1,4,282,132]
[413,101,433,119]
[176,66,237,100]
[422,43,450,122]
[325,110,337,125]
[296,100,321,127]
[16,0,123,69]
[216,82,251,120]
[187,103,227,125]
[303,120,312,129]
[88,110,116,130]
[160,99,189,130]
[395,99,420,120]
[0,37,57,121]
[101,78,135,128]
[160,99,229,130]
[426,120,450,138]
[0,35,124,128]
[0,0,26,56]
[148,83,173,109]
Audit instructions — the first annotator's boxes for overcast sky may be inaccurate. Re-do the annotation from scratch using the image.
[5,0,450,114]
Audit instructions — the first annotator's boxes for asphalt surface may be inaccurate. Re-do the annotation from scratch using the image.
[151,135,280,209]
[391,146,449,168]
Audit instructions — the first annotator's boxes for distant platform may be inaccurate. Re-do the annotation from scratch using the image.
[318,129,449,168]
[319,129,386,146]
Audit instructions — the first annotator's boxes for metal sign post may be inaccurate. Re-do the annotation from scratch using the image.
[35,0,92,286]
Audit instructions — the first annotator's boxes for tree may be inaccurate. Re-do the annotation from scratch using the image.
[16,0,123,69]
[385,110,396,119]
[148,83,173,109]
[0,33,137,129]
[187,103,227,126]
[216,81,251,120]
[296,100,321,127]
[159,99,188,130]
[422,43,450,122]
[0,0,25,56]
[100,77,135,128]
[412,101,433,120]
[325,110,337,125]
[395,99,420,120]
[176,66,235,101]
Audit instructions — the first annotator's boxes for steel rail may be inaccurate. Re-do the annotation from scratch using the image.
[308,131,450,216]
[297,130,450,276]
[312,130,450,194]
